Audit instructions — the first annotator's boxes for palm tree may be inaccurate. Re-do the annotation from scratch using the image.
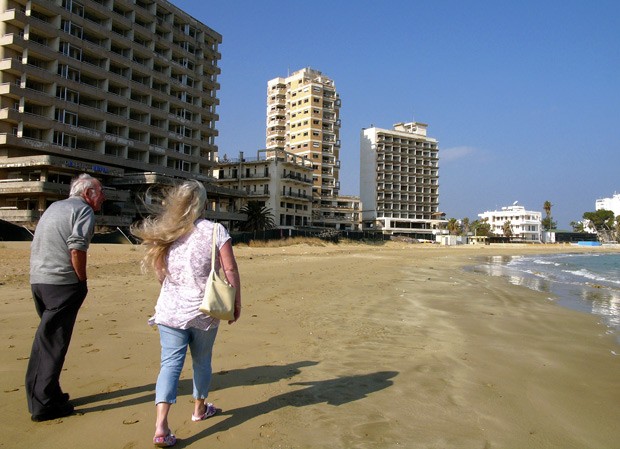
[502,220,513,239]
[239,201,276,231]
[543,201,552,218]
[461,217,470,236]
[542,200,556,231]
[447,218,460,235]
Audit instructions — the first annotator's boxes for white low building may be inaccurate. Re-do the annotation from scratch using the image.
[478,204,542,242]
[595,192,620,216]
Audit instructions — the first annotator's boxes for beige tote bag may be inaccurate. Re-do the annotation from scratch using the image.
[199,223,236,320]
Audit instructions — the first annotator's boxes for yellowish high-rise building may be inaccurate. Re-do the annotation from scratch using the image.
[266,67,344,227]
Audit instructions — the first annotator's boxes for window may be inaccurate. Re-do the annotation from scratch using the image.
[53,131,77,149]
[61,20,83,39]
[57,64,80,82]
[56,87,79,103]
[183,24,197,38]
[60,41,82,60]
[62,0,84,16]
[55,109,78,126]
[181,58,194,70]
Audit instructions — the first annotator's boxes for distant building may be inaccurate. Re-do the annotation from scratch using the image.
[313,195,361,231]
[595,192,620,217]
[216,150,362,231]
[216,150,314,228]
[478,204,542,242]
[266,67,359,230]
[360,122,445,239]
[0,0,244,230]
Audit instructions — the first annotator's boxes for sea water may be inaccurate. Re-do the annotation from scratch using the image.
[472,252,620,342]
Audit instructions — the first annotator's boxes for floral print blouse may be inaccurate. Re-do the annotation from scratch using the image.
[148,219,231,330]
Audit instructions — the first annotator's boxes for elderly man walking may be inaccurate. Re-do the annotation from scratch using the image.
[26,173,105,421]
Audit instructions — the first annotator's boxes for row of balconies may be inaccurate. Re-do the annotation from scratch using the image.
[320,203,360,211]
[6,99,215,148]
[3,28,219,104]
[377,182,439,191]
[283,172,313,184]
[489,218,541,225]
[2,59,219,129]
[0,179,129,202]
[218,173,270,182]
[377,169,438,178]
[0,133,213,181]
[377,201,438,209]
[377,159,438,168]
[377,136,436,146]
[0,207,134,227]
[317,213,358,223]
[376,146,438,156]
[7,108,215,165]
[25,0,221,58]
[378,210,436,218]
[377,176,439,184]
[377,156,439,165]
[7,7,220,84]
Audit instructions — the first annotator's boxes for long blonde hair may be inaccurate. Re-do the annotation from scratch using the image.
[130,180,207,274]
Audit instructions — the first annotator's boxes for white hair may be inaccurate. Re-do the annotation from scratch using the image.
[69,174,98,197]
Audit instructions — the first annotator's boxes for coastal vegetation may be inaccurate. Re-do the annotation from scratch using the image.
[541,200,557,231]
[238,201,276,232]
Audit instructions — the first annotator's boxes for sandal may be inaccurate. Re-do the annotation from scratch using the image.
[153,431,176,447]
[191,402,217,422]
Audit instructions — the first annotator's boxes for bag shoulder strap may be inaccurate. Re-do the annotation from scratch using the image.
[211,223,219,269]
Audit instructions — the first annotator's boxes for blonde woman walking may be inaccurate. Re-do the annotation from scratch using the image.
[131,181,241,447]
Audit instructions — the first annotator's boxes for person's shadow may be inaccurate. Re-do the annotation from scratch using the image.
[177,370,398,447]
[71,361,397,447]
[72,360,320,412]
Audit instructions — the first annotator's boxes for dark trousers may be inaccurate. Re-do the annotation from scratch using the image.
[26,282,88,415]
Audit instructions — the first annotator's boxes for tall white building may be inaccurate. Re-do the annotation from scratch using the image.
[478,204,542,241]
[360,122,444,239]
[595,192,620,217]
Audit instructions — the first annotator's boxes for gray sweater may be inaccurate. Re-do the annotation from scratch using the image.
[30,196,95,285]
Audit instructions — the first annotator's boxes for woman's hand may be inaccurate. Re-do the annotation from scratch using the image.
[228,300,241,324]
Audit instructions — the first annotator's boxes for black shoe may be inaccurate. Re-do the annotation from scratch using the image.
[31,402,74,422]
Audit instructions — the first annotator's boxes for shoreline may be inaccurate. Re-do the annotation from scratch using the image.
[1,242,619,448]
[468,251,620,342]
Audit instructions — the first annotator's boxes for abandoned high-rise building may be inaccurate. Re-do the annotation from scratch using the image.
[0,0,243,231]
[360,122,444,238]
[266,68,360,231]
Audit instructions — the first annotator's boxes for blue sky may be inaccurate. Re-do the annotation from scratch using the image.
[171,0,619,229]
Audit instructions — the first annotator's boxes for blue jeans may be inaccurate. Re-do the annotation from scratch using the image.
[155,325,219,404]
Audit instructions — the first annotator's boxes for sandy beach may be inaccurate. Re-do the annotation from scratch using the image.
[1,241,619,449]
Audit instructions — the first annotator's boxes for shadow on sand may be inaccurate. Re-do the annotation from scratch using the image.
[72,360,319,413]
[71,360,397,446]
[179,369,398,447]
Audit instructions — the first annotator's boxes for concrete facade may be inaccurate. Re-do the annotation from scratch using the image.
[216,149,314,228]
[266,67,359,231]
[360,122,444,239]
[0,0,244,230]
